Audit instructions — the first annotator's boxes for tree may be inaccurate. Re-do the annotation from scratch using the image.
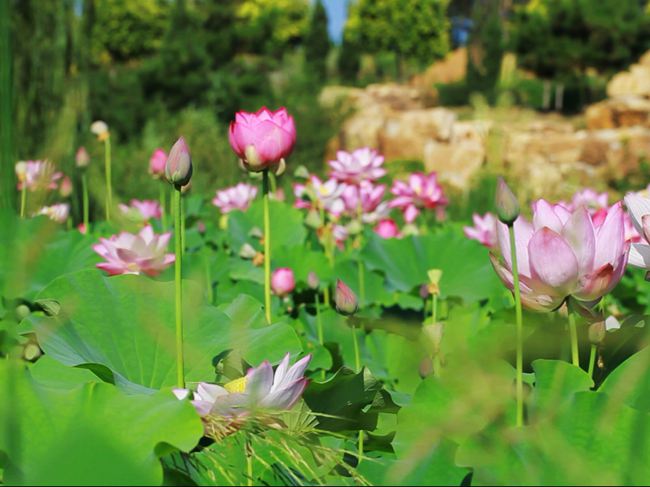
[343,0,450,72]
[304,0,331,79]
[466,0,504,101]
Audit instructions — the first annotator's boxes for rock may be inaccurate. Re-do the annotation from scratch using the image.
[585,96,650,130]
[424,138,485,191]
[410,48,467,89]
[607,49,650,98]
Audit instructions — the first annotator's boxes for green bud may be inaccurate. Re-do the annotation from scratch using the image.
[165,137,193,188]
[495,177,520,225]
[588,321,606,344]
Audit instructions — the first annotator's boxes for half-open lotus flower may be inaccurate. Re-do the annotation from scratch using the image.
[464,212,497,248]
[623,192,650,271]
[212,183,258,213]
[175,353,311,420]
[35,203,69,223]
[229,107,296,173]
[341,180,389,223]
[118,199,162,222]
[328,148,386,184]
[93,226,174,276]
[389,172,447,223]
[490,199,629,311]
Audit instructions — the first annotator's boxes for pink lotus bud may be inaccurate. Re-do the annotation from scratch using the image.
[59,176,73,197]
[374,218,400,239]
[307,271,320,290]
[149,149,168,177]
[271,268,296,296]
[335,279,358,316]
[75,147,90,168]
[228,107,296,173]
[165,137,193,188]
[495,177,520,225]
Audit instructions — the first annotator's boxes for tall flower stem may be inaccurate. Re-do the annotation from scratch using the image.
[431,293,442,378]
[159,184,167,230]
[81,171,89,230]
[315,292,325,381]
[350,317,363,463]
[568,313,580,367]
[103,136,112,222]
[173,187,185,388]
[181,194,186,256]
[323,286,330,307]
[262,169,272,324]
[587,344,597,379]
[19,186,26,218]
[509,224,524,427]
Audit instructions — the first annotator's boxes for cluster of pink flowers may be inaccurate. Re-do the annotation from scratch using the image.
[212,183,258,214]
[293,147,447,243]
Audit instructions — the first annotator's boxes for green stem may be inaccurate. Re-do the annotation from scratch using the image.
[20,185,26,218]
[159,184,167,230]
[587,344,597,379]
[174,188,185,388]
[104,136,112,222]
[181,194,186,256]
[323,285,330,307]
[246,439,253,486]
[357,258,365,308]
[262,170,271,324]
[316,292,325,381]
[431,293,441,378]
[351,321,361,372]
[81,171,89,230]
[509,224,524,428]
[568,313,580,367]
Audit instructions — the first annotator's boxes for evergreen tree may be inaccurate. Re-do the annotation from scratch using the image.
[304,0,331,79]
[466,0,504,101]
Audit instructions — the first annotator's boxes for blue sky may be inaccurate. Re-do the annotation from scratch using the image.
[322,0,350,44]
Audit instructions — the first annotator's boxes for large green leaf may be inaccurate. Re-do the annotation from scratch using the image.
[599,347,650,412]
[362,226,503,302]
[0,211,99,300]
[26,270,302,392]
[530,359,593,415]
[0,361,202,485]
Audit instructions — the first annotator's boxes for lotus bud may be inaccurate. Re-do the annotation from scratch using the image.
[271,268,296,297]
[90,120,109,141]
[15,304,30,321]
[495,177,520,225]
[165,137,193,188]
[59,176,73,197]
[307,271,320,290]
[75,146,90,168]
[239,243,258,259]
[335,279,358,316]
[588,321,606,344]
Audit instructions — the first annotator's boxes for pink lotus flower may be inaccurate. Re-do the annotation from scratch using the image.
[229,107,296,172]
[374,218,400,238]
[571,188,609,210]
[59,176,73,198]
[118,199,162,222]
[623,192,650,269]
[332,223,349,247]
[271,268,296,296]
[174,353,311,419]
[93,226,175,276]
[464,213,498,248]
[328,148,386,184]
[293,175,346,216]
[389,172,448,223]
[75,147,90,168]
[35,203,69,223]
[212,183,258,213]
[341,181,389,223]
[149,148,167,178]
[15,160,62,192]
[490,199,629,311]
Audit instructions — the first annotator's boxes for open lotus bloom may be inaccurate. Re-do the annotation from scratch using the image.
[174,353,311,423]
[229,107,296,173]
[293,175,346,216]
[490,200,629,312]
[93,226,174,276]
[35,203,69,223]
[389,172,448,223]
[15,160,62,192]
[212,183,258,213]
[464,212,498,248]
[118,199,162,222]
[623,192,650,270]
[341,180,389,223]
[328,147,386,184]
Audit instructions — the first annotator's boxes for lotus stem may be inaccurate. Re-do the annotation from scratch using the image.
[431,293,442,378]
[104,135,112,222]
[587,344,597,379]
[509,224,524,427]
[315,292,326,380]
[174,187,185,388]
[246,438,253,486]
[19,185,26,218]
[568,313,580,367]
[81,172,89,230]
[323,285,330,307]
[262,169,272,324]
[181,194,186,256]
[159,184,167,230]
